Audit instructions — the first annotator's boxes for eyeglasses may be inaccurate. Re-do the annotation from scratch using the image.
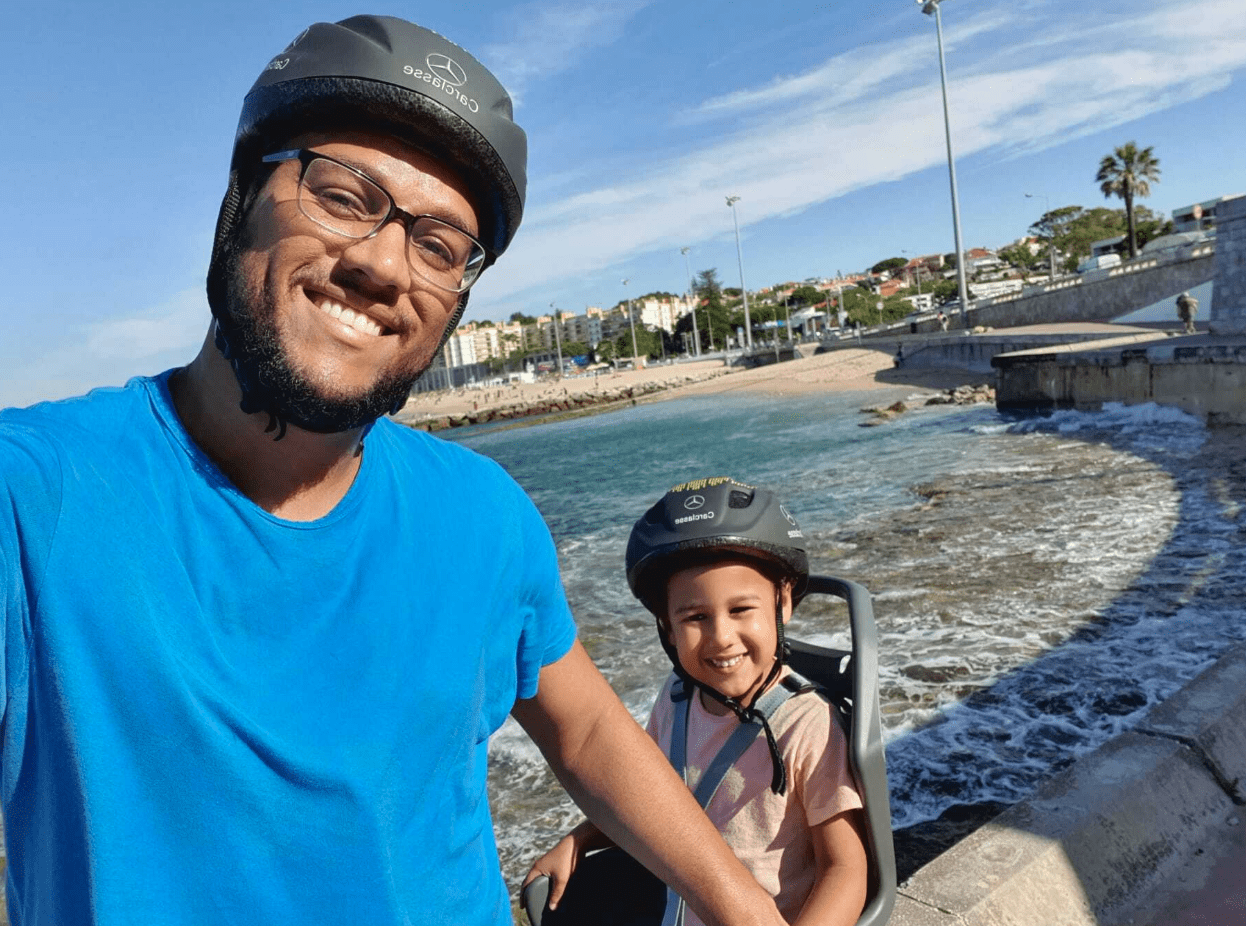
[261,149,489,294]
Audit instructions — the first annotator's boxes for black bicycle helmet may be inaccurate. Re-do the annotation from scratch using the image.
[205,15,527,434]
[627,477,809,614]
[627,477,810,793]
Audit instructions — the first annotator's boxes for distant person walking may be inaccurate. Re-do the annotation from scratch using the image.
[1176,292,1199,334]
[937,310,948,332]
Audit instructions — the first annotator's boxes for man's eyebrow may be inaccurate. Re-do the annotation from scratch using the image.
[328,151,479,236]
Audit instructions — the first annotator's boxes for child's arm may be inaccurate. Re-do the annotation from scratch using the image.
[791,808,869,926]
[522,819,615,911]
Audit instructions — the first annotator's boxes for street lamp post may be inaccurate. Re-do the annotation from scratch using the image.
[726,195,753,349]
[549,302,564,378]
[902,249,924,296]
[919,0,971,320]
[622,278,639,366]
[680,246,701,358]
[1025,192,1058,281]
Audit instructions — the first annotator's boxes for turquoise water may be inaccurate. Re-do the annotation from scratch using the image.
[445,390,1246,894]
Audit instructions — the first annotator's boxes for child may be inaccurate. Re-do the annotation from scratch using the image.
[525,477,867,926]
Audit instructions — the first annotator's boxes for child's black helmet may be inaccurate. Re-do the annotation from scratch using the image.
[626,477,809,616]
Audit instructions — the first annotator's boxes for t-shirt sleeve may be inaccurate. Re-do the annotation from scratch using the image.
[0,419,61,730]
[792,699,864,827]
[512,487,577,701]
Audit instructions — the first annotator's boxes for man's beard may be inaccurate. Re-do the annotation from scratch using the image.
[219,246,437,434]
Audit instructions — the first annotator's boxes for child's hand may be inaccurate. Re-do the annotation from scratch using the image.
[523,831,591,911]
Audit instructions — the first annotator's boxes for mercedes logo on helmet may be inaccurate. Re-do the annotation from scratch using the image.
[426,53,468,88]
[683,495,706,511]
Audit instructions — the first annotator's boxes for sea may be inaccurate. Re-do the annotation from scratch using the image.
[440,380,1246,895]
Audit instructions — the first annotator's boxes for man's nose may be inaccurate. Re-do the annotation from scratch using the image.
[338,218,413,294]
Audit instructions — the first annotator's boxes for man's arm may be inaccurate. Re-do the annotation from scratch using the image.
[512,641,787,926]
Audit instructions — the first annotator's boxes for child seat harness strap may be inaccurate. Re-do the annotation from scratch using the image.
[660,670,816,926]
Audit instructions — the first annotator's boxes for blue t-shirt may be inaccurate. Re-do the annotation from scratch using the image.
[0,373,577,925]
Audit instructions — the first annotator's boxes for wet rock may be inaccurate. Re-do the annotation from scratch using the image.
[902,663,971,684]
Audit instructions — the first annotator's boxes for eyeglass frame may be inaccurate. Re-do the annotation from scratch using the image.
[260,148,491,294]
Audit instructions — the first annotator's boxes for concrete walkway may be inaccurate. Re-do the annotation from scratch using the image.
[889,643,1246,925]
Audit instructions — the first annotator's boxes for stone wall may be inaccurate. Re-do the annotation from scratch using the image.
[993,341,1246,425]
[967,251,1214,329]
[902,331,1166,374]
[1210,194,1246,335]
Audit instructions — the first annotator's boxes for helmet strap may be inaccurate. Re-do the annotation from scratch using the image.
[655,586,791,795]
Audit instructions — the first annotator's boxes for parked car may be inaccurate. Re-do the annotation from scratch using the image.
[1077,253,1122,273]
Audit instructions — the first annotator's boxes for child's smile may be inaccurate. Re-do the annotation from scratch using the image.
[665,559,792,713]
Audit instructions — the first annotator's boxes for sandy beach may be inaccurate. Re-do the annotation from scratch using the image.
[394,345,993,428]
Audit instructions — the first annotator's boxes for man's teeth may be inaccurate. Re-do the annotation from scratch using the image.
[709,655,743,669]
[318,300,383,337]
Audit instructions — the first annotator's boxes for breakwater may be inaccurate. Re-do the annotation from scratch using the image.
[401,369,732,432]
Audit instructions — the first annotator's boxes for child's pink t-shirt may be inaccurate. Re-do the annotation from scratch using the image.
[646,671,862,925]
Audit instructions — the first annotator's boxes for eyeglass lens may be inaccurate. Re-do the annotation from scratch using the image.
[297,157,485,293]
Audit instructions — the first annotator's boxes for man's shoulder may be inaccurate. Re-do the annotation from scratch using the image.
[1,377,161,464]
[2,376,160,431]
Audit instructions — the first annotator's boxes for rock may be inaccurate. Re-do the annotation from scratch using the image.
[902,663,970,683]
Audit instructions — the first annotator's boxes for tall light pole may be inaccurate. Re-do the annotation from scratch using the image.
[726,195,753,349]
[679,246,700,357]
[621,278,639,366]
[902,249,924,297]
[549,302,564,378]
[1025,192,1058,281]
[919,0,970,319]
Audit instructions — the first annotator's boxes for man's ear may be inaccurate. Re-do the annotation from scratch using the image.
[778,580,794,626]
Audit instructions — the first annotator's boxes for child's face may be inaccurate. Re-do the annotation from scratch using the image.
[664,559,792,709]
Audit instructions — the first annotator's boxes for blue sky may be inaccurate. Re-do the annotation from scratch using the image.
[3,0,1244,407]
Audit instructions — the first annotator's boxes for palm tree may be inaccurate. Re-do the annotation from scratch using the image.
[1095,141,1161,259]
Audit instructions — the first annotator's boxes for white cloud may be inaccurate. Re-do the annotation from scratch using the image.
[482,0,654,104]
[469,0,1246,310]
[1,288,207,408]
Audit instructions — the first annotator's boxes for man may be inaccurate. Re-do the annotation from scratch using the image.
[0,16,786,926]
[1176,291,1198,335]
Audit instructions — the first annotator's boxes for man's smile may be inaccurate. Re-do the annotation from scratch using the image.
[309,291,391,338]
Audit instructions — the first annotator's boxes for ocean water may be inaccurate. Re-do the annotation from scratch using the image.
[444,388,1246,896]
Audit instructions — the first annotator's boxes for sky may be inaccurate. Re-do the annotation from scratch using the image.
[3,0,1245,407]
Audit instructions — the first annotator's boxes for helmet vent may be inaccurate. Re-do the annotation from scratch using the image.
[728,490,753,508]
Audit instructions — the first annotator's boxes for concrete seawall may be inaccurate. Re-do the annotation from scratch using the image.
[896,328,1168,375]
[993,334,1246,425]
[891,642,1246,926]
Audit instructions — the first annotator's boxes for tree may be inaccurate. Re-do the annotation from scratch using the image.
[1028,206,1120,271]
[929,279,959,305]
[508,311,537,325]
[871,257,907,274]
[997,243,1042,274]
[1095,141,1161,259]
[593,340,616,364]
[674,268,731,351]
[788,285,823,307]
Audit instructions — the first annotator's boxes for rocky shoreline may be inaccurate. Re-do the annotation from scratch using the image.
[859,383,997,427]
[398,369,733,432]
